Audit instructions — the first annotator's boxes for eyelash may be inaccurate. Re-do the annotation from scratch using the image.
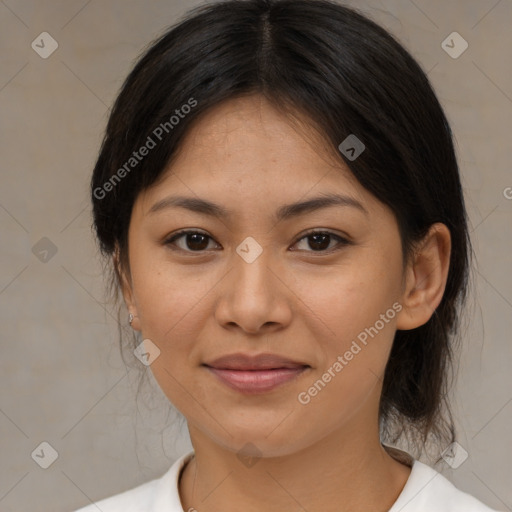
[163,229,351,255]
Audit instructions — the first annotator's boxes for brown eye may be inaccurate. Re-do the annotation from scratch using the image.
[164,229,350,255]
[293,231,351,253]
[165,230,218,252]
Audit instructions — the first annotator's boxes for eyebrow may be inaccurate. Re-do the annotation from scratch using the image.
[147,192,368,221]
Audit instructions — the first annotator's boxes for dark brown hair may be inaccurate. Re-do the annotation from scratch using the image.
[91,0,473,460]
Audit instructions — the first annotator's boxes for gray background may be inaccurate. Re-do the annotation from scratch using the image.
[1,1,511,511]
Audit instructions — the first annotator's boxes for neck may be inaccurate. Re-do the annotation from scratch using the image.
[179,420,412,512]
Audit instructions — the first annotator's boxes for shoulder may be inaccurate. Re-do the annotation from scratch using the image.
[390,459,500,512]
[72,451,194,512]
[73,478,159,512]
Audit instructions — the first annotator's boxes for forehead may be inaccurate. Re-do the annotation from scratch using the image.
[170,95,349,179]
[135,94,384,221]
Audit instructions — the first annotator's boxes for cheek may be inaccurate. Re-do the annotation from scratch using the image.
[130,249,211,336]
[295,255,400,393]
[294,257,398,344]
[131,264,213,411]
[129,256,220,399]
[296,289,398,434]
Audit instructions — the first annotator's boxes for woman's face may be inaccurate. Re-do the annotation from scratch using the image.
[123,95,411,457]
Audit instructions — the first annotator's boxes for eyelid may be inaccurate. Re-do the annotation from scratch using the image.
[296,228,352,244]
[164,228,352,254]
[291,228,352,254]
[164,229,219,252]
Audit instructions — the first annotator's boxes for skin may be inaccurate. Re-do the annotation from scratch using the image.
[118,94,451,512]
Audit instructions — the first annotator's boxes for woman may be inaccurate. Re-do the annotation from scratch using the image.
[76,0,501,510]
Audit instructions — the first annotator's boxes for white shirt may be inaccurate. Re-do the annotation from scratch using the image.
[73,450,499,511]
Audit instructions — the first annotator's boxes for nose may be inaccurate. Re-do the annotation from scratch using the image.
[214,245,293,335]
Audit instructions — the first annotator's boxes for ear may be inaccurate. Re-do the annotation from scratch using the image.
[113,246,141,331]
[395,223,451,331]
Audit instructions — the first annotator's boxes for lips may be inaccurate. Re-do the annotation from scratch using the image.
[203,352,310,371]
[202,353,310,394]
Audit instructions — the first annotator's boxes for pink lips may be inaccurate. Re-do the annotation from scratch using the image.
[203,352,310,394]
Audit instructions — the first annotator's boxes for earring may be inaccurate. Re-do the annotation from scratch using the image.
[128,313,134,326]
